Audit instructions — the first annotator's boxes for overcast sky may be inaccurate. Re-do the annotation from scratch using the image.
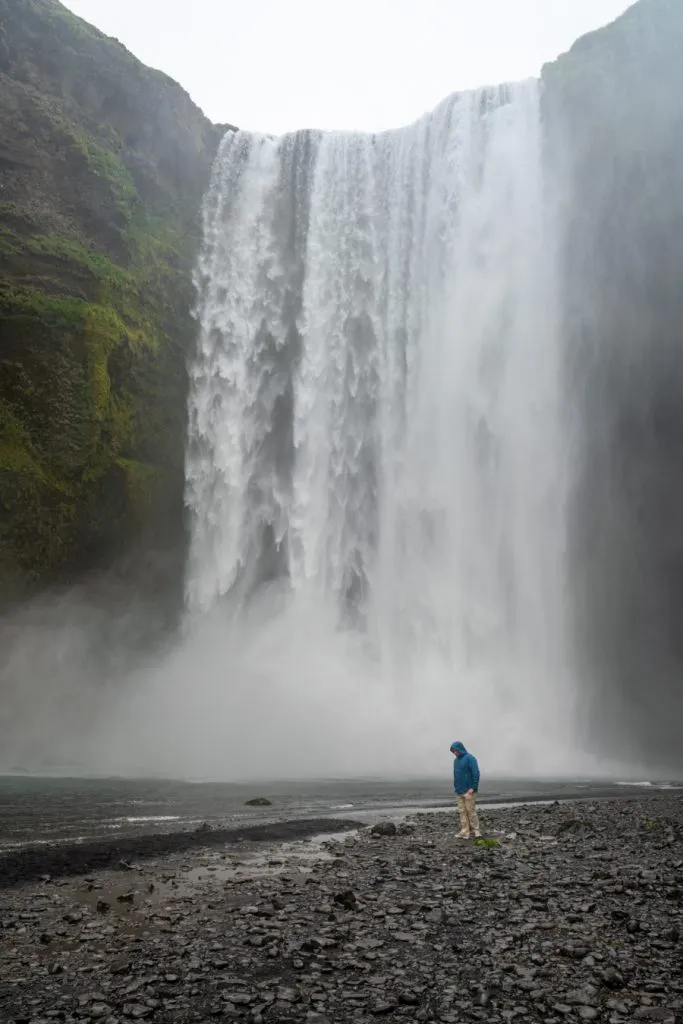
[63,0,634,134]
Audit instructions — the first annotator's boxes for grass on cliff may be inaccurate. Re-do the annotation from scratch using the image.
[70,130,139,225]
[0,282,152,466]
[0,282,166,581]
[0,404,53,483]
[0,0,210,595]
[23,235,163,348]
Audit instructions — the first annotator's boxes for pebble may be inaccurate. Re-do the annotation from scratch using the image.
[0,795,680,1024]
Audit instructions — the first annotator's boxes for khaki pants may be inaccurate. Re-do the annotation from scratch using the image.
[455,793,481,837]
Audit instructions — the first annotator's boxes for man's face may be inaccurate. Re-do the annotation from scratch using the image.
[452,749,461,758]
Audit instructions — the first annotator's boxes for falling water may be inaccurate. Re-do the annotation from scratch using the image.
[183,81,577,777]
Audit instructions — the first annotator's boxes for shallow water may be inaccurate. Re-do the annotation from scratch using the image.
[0,775,679,850]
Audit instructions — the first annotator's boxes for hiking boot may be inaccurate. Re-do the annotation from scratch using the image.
[457,831,471,839]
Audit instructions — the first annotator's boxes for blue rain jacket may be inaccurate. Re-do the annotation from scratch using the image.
[451,741,480,794]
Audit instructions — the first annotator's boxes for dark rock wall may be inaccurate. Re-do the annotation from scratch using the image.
[543,0,683,767]
[0,0,228,615]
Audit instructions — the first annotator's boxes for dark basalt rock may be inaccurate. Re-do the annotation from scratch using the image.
[370,821,398,837]
[0,794,680,1024]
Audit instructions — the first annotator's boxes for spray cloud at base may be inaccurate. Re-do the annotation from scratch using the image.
[83,580,594,781]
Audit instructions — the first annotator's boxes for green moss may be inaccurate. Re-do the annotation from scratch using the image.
[69,130,139,223]
[0,281,148,579]
[21,236,161,348]
[0,404,49,481]
[0,202,24,219]
[83,306,117,418]
[26,235,130,283]
[116,457,161,523]
[0,0,218,598]
[0,229,20,258]
[0,282,137,465]
[0,280,86,327]
[473,838,501,849]
[0,404,77,584]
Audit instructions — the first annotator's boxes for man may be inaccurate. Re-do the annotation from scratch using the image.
[450,740,481,838]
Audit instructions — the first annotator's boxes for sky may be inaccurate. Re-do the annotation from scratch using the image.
[62,0,634,134]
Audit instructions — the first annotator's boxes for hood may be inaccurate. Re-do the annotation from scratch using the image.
[450,741,467,755]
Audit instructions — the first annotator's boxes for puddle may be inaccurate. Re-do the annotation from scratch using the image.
[75,872,169,918]
[182,837,337,885]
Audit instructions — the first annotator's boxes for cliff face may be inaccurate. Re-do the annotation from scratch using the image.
[543,0,683,766]
[0,0,227,610]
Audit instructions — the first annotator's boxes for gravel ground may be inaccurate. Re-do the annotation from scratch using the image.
[0,795,681,1024]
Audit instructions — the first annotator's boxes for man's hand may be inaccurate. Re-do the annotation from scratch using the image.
[466,789,475,796]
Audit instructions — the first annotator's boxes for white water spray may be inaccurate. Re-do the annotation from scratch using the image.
[174,79,577,779]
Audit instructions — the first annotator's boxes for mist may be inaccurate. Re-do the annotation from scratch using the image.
[0,578,641,783]
[0,578,169,774]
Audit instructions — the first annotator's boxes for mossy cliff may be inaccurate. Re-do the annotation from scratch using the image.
[0,0,228,608]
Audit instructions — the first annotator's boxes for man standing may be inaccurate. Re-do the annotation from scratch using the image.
[450,740,481,838]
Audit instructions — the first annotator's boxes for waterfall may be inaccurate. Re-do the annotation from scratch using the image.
[183,80,576,776]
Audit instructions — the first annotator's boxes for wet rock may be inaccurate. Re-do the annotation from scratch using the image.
[399,992,420,1006]
[398,823,417,836]
[600,968,624,989]
[425,908,446,924]
[475,988,491,1007]
[370,822,398,837]
[225,992,254,1006]
[244,798,273,807]
[634,1010,677,1022]
[371,1000,398,1015]
[0,793,680,1024]
[333,889,357,909]
[122,1005,153,1019]
[90,1004,112,1019]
